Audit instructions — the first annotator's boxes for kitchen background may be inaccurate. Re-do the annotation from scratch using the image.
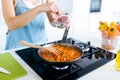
[0,0,120,51]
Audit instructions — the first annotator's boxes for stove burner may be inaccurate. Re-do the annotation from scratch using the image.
[16,38,116,80]
[52,65,69,70]
[75,43,90,52]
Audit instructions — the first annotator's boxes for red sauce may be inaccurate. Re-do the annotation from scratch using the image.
[40,44,81,62]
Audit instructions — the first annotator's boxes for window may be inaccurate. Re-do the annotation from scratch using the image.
[90,0,102,12]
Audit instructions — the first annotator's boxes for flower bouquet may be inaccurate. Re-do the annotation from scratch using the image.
[99,21,120,50]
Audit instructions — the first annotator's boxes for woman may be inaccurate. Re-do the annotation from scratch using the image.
[1,0,70,50]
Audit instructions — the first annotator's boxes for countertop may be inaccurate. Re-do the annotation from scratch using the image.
[76,36,120,80]
[0,36,120,80]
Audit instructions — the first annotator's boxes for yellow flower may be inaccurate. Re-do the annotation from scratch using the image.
[103,21,108,27]
[110,21,116,26]
[99,25,107,31]
[108,26,117,35]
[99,21,108,31]
[98,21,120,37]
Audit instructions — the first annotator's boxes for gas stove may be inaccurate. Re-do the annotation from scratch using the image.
[16,38,116,80]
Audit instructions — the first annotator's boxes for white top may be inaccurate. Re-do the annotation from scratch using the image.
[23,0,41,9]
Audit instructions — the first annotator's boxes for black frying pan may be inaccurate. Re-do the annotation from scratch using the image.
[38,43,83,67]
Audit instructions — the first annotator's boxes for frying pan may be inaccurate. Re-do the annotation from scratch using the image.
[20,40,83,67]
[38,43,83,67]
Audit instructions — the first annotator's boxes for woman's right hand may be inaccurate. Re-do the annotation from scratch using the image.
[39,1,62,16]
[40,0,63,26]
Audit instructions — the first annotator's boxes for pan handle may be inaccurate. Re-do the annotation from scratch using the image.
[62,27,70,43]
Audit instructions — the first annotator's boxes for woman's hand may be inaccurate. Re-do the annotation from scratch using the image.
[43,0,70,29]
[39,2,61,15]
[57,15,70,29]
[44,0,63,25]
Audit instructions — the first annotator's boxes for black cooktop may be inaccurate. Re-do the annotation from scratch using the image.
[16,38,116,80]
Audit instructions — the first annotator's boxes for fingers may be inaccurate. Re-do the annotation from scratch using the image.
[50,2,57,12]
[45,1,62,15]
[57,15,68,22]
[54,2,62,16]
[57,15,70,29]
[66,19,70,29]
[50,2,62,16]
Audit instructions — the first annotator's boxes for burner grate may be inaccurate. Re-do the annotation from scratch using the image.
[40,63,83,80]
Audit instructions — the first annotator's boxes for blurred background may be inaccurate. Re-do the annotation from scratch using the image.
[1,0,120,51]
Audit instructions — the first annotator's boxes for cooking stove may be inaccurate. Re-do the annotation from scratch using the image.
[16,38,116,80]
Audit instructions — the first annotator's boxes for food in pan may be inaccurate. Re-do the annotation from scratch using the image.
[39,44,82,62]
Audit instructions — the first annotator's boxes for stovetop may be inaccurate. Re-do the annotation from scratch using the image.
[16,38,116,80]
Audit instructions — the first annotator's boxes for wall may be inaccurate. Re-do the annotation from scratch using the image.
[72,0,120,42]
[0,2,8,51]
[72,0,90,38]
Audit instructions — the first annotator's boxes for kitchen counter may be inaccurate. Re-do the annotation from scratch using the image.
[0,48,43,80]
[76,36,120,80]
[0,36,120,80]
[78,59,120,80]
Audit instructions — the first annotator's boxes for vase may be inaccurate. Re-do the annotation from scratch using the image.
[101,34,118,50]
